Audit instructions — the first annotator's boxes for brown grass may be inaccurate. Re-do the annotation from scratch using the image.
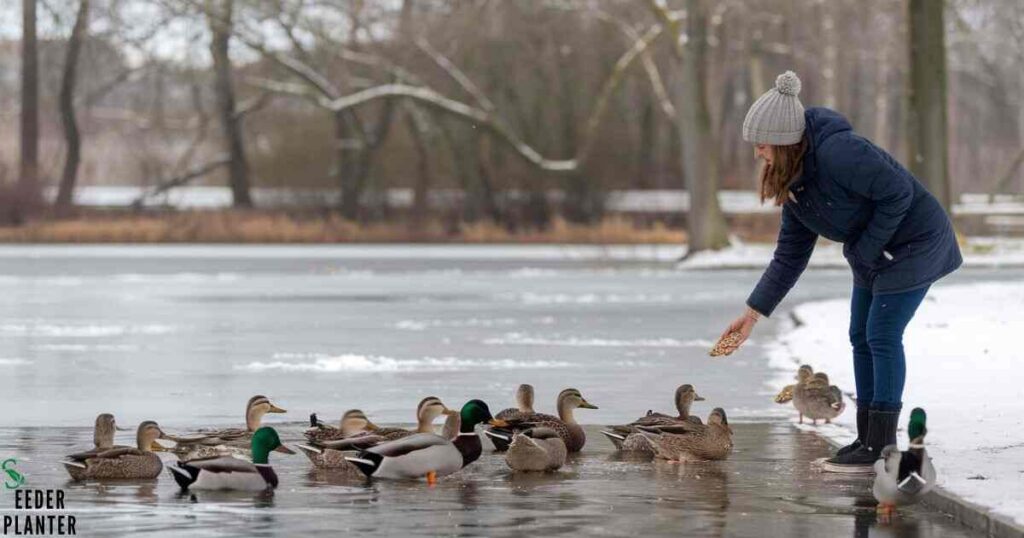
[0,211,688,244]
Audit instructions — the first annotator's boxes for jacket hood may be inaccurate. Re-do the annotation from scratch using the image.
[805,107,852,148]
[791,107,853,188]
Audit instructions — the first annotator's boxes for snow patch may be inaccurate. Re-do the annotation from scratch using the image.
[768,281,1024,526]
[236,353,572,373]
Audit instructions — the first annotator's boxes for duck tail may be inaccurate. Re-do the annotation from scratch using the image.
[600,430,626,450]
[345,451,383,477]
[296,444,323,455]
[167,463,199,490]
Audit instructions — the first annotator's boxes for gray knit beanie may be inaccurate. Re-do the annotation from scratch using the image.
[743,71,805,145]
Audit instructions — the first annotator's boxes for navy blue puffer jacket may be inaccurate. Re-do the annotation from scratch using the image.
[747,107,962,316]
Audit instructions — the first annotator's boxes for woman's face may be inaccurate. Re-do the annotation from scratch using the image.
[754,144,773,165]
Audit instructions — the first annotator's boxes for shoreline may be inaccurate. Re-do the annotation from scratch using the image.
[770,290,1024,538]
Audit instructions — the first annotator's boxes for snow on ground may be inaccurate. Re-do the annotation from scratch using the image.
[678,236,1024,269]
[766,281,1024,526]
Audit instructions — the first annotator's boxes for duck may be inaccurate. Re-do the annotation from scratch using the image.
[345,399,505,484]
[505,427,567,472]
[296,398,451,472]
[775,364,814,405]
[484,388,597,453]
[304,409,377,444]
[168,427,294,491]
[62,421,167,480]
[366,396,452,441]
[637,408,734,462]
[64,414,121,461]
[801,372,846,424]
[601,384,705,451]
[296,410,386,473]
[486,384,536,451]
[873,408,936,517]
[165,395,286,461]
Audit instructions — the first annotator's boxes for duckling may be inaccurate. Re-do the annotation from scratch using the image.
[62,421,167,480]
[601,384,705,451]
[802,372,846,425]
[639,408,734,462]
[775,365,814,404]
[166,395,286,461]
[485,388,598,453]
[873,408,936,517]
[346,400,505,483]
[168,427,294,491]
[486,384,536,451]
[505,427,567,472]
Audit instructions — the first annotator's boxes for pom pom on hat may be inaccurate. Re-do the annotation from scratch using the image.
[775,70,801,96]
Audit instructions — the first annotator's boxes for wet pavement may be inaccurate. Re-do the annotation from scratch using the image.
[0,423,979,537]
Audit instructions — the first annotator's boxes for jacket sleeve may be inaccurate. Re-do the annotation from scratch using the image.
[824,135,914,267]
[746,204,818,317]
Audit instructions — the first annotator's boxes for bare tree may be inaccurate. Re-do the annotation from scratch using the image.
[649,0,730,255]
[907,0,951,210]
[55,0,91,214]
[207,0,253,207]
[15,0,42,220]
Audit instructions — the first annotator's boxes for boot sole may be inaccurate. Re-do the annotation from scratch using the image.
[815,457,875,474]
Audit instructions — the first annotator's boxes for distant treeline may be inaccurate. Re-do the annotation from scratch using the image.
[2,0,1023,250]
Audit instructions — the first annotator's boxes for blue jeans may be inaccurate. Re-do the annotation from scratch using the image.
[849,285,929,412]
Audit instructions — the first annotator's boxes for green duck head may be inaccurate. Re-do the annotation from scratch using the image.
[908,408,927,443]
[459,400,506,433]
[251,427,295,464]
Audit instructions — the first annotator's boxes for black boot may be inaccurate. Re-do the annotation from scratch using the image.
[821,409,899,474]
[835,406,869,457]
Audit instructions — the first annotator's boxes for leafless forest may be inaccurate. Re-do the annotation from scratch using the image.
[1,0,1023,248]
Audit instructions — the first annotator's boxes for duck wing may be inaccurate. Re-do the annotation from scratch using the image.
[367,433,450,458]
[185,456,258,474]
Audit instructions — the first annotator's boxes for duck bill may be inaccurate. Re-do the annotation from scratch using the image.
[488,418,509,428]
[693,395,706,402]
[579,400,599,410]
[274,445,296,455]
[442,408,459,416]
[268,404,287,414]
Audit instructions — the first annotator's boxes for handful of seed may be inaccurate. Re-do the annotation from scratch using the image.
[709,331,743,357]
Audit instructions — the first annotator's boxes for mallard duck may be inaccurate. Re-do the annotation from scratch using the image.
[775,365,814,404]
[346,399,505,483]
[296,398,451,472]
[62,421,167,480]
[802,372,846,424]
[638,408,734,462]
[65,414,120,460]
[304,409,377,444]
[296,410,385,474]
[505,427,567,472]
[168,427,294,491]
[367,396,451,441]
[165,395,286,460]
[486,384,536,451]
[601,384,705,451]
[485,388,597,453]
[873,408,936,516]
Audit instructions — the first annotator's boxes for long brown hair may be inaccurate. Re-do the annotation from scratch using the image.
[758,135,809,206]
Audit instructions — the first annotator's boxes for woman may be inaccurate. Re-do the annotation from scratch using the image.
[721,71,961,473]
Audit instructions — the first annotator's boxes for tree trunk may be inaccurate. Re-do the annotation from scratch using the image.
[16,0,41,219]
[55,0,90,214]
[678,0,729,255]
[334,111,359,219]
[207,0,253,208]
[404,105,434,228]
[906,0,951,210]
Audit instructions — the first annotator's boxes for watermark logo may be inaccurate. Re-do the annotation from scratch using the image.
[2,459,24,489]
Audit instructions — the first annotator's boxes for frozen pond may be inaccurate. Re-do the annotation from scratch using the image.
[0,244,1015,536]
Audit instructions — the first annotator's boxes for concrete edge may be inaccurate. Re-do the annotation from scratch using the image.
[780,307,1024,538]
[810,427,1024,538]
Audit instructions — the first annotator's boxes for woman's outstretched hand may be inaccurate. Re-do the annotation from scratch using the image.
[711,308,761,357]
